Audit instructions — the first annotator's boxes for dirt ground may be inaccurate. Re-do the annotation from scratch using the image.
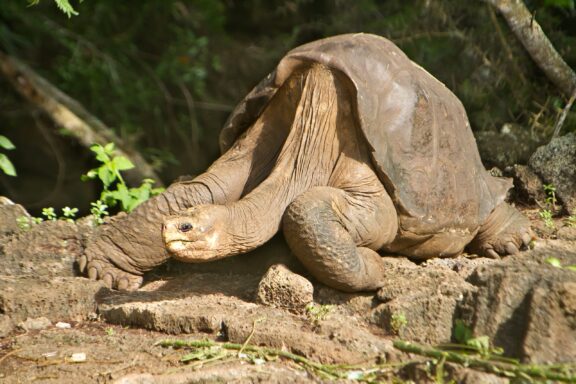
[0,202,575,383]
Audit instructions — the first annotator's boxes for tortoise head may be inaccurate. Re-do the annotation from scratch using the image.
[162,204,231,262]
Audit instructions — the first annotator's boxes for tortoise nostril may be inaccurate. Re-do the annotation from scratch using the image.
[178,222,193,233]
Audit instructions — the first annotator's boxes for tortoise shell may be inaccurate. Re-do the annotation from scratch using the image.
[219,33,511,235]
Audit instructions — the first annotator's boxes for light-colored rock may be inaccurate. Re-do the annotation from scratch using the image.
[256,264,313,312]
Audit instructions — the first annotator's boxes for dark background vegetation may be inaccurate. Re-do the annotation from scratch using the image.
[0,0,575,214]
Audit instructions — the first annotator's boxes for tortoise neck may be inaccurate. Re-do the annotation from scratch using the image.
[226,64,344,251]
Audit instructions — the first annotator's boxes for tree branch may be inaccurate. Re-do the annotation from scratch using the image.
[0,50,163,186]
[483,0,576,97]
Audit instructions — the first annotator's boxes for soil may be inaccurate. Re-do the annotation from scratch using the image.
[0,200,575,383]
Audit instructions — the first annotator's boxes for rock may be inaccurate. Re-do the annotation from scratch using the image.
[373,264,474,344]
[256,264,313,312]
[98,272,394,364]
[475,124,543,169]
[113,362,315,384]
[0,276,104,337]
[448,365,509,384]
[504,164,545,205]
[529,132,576,214]
[557,225,576,241]
[457,244,576,363]
[18,316,52,331]
[0,220,88,277]
[0,197,29,240]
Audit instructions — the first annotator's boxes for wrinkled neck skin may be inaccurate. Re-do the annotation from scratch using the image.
[224,65,342,253]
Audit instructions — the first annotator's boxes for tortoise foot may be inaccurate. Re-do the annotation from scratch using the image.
[468,203,534,259]
[79,255,143,291]
[79,229,149,291]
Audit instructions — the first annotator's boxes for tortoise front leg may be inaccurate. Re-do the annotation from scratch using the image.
[282,186,397,292]
[79,108,290,290]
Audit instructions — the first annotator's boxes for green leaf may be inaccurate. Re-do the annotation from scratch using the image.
[453,319,472,344]
[566,265,576,272]
[112,156,134,171]
[104,142,115,153]
[466,335,490,354]
[91,145,110,163]
[0,135,16,150]
[546,257,562,268]
[54,0,79,17]
[0,154,17,176]
[98,166,116,187]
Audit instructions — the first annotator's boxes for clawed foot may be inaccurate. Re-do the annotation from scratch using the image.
[78,233,146,291]
[468,203,534,259]
[78,254,143,291]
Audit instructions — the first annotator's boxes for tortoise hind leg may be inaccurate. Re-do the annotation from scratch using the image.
[282,186,397,292]
[467,203,533,258]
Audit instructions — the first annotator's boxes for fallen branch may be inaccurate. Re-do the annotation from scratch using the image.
[156,338,412,382]
[0,50,163,186]
[552,87,576,138]
[394,340,576,383]
[483,0,576,97]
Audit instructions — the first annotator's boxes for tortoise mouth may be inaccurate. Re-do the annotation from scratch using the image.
[166,239,224,263]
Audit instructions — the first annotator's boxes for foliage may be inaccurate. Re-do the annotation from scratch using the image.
[1,0,575,211]
[546,257,576,271]
[390,312,408,335]
[0,135,16,177]
[82,143,163,212]
[305,303,334,323]
[539,208,555,228]
[16,205,79,230]
[158,338,576,383]
[28,0,80,18]
[543,183,557,209]
[89,200,108,225]
[452,320,502,357]
[539,183,559,228]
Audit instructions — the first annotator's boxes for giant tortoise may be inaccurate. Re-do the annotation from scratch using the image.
[79,33,532,292]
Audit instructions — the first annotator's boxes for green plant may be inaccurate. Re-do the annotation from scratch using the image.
[0,135,16,177]
[82,143,163,213]
[105,327,115,336]
[90,200,109,225]
[453,320,501,357]
[27,0,79,17]
[565,215,576,227]
[539,209,555,229]
[390,312,408,335]
[61,206,78,222]
[41,207,57,221]
[16,216,31,231]
[546,257,576,271]
[305,303,334,323]
[543,183,557,210]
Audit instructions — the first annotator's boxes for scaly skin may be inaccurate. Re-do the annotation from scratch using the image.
[163,64,400,291]
[79,90,292,290]
[467,203,534,258]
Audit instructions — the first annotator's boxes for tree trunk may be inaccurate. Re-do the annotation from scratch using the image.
[0,50,163,186]
[484,0,576,97]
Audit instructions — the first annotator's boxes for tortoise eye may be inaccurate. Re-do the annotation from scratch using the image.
[178,223,193,233]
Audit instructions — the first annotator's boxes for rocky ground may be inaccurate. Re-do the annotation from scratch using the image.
[1,135,575,383]
[0,198,574,383]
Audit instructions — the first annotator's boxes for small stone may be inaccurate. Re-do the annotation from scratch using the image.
[256,264,313,313]
[19,317,52,331]
[55,321,72,329]
[69,352,86,362]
